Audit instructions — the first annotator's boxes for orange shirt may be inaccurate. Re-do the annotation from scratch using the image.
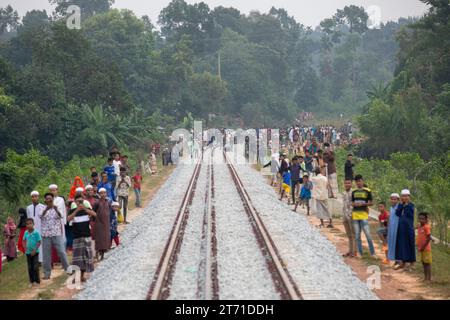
[417,224,432,252]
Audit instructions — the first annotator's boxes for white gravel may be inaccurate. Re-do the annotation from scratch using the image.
[231,157,377,300]
[76,163,195,300]
[214,159,279,300]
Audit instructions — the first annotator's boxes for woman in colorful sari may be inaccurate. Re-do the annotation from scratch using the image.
[17,208,28,254]
[3,217,17,262]
[66,177,85,252]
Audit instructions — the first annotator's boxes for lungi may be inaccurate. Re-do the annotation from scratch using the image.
[314,199,331,220]
[72,237,94,273]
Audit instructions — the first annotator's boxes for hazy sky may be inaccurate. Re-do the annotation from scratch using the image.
[2,0,429,28]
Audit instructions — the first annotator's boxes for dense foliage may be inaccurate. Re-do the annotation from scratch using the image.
[336,148,450,243]
[0,0,416,162]
[358,0,450,159]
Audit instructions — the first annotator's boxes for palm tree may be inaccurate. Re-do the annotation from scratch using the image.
[366,81,390,102]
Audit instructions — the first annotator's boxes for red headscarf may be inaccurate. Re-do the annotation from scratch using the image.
[68,176,85,201]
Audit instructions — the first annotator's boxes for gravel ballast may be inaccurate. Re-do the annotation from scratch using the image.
[77,163,195,300]
[214,158,279,300]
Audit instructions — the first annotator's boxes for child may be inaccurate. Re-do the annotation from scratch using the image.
[3,217,17,262]
[110,202,120,248]
[376,202,390,264]
[280,170,291,204]
[294,175,313,215]
[132,169,143,208]
[417,212,432,281]
[23,218,41,287]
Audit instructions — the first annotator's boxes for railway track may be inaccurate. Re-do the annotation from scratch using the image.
[147,159,202,300]
[147,149,302,300]
[224,151,303,300]
[147,150,219,300]
[198,150,219,300]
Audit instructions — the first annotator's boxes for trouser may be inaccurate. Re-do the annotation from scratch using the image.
[291,180,300,203]
[343,217,357,255]
[26,254,40,284]
[119,196,129,221]
[352,220,375,256]
[134,188,141,207]
[112,236,120,247]
[42,236,69,278]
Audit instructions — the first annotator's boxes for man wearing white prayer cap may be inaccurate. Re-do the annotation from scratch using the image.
[387,192,401,264]
[396,188,416,269]
[401,189,411,196]
[27,191,46,263]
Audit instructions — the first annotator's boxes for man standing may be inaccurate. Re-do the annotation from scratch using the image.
[304,150,314,175]
[93,188,111,261]
[117,167,132,224]
[121,155,132,174]
[104,158,117,191]
[311,168,333,228]
[48,184,67,238]
[68,195,96,282]
[98,172,115,201]
[27,191,46,263]
[395,189,416,270]
[323,143,338,198]
[345,154,355,181]
[40,193,69,280]
[387,193,401,267]
[351,175,375,257]
[289,157,301,205]
[342,180,356,257]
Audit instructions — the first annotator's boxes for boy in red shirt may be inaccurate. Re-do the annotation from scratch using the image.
[376,202,389,264]
[417,212,432,281]
[132,169,143,208]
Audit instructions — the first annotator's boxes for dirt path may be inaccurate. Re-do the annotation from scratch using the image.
[17,164,175,300]
[271,178,448,300]
[303,213,446,300]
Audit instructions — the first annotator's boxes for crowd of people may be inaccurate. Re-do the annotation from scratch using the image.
[268,126,433,282]
[1,149,151,286]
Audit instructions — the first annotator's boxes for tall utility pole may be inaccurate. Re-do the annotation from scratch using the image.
[218,50,221,80]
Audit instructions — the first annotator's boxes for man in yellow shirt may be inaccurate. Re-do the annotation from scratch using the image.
[351,174,375,257]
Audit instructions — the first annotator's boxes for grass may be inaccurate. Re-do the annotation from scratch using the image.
[0,254,30,300]
[0,159,175,300]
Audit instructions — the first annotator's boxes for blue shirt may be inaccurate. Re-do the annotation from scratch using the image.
[23,230,41,255]
[98,181,115,201]
[104,165,116,183]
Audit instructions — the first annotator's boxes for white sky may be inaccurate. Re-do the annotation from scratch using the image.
[2,0,429,28]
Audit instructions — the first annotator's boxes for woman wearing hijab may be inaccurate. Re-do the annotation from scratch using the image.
[17,208,28,254]
[3,217,17,262]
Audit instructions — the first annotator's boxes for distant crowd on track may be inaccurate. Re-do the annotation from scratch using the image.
[0,146,166,286]
[266,123,433,282]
